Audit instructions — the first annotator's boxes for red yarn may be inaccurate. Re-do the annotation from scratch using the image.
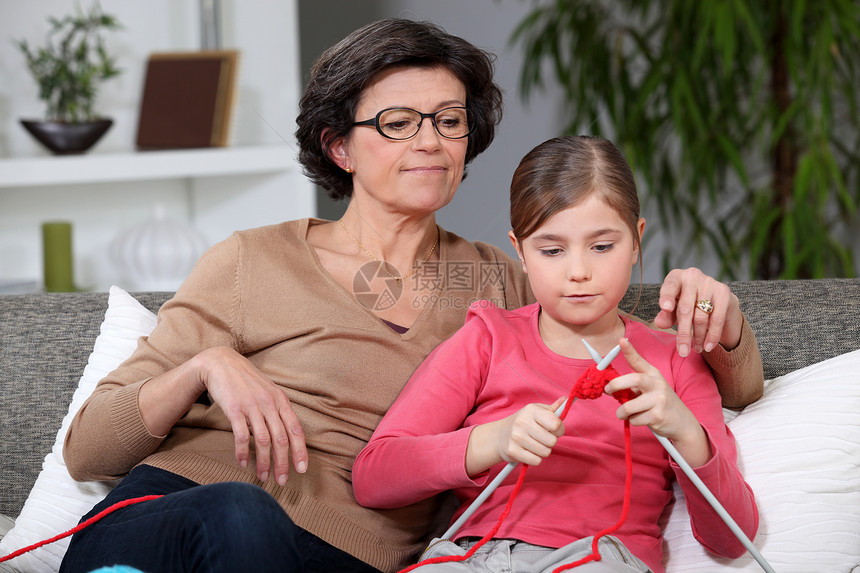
[402,363,634,573]
[397,465,530,573]
[552,420,632,572]
[0,495,163,564]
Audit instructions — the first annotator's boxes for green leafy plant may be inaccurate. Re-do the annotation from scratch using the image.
[512,0,860,279]
[16,3,122,124]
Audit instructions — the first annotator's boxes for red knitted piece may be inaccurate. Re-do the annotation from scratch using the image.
[403,363,634,573]
[0,495,163,564]
[575,365,614,399]
[561,364,632,419]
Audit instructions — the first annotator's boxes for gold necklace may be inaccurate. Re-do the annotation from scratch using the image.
[339,219,438,286]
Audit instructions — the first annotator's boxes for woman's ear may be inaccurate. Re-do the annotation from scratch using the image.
[323,128,352,172]
[508,231,527,273]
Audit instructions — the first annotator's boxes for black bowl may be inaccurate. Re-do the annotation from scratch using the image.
[20,118,113,154]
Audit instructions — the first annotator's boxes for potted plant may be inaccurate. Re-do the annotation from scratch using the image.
[17,3,122,154]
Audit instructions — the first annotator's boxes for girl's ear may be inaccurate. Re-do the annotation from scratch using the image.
[508,231,528,273]
[323,128,351,172]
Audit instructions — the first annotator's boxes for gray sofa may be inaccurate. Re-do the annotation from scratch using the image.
[1,279,859,570]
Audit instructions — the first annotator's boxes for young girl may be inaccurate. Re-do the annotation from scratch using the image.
[352,135,758,573]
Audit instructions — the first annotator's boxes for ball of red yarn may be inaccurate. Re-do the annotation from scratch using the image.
[573,365,635,404]
[573,364,617,400]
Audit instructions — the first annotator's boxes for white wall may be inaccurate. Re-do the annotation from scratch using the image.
[0,0,314,292]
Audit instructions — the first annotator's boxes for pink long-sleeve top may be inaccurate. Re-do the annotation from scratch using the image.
[353,302,758,573]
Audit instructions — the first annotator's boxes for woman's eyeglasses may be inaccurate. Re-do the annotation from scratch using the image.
[353,107,474,140]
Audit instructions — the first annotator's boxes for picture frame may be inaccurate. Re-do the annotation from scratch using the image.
[135,50,239,149]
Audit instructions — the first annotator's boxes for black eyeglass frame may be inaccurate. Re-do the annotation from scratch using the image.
[352,106,475,140]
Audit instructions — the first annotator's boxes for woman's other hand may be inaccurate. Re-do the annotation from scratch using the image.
[654,267,743,357]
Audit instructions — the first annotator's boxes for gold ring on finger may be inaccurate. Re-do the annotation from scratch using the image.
[696,299,714,315]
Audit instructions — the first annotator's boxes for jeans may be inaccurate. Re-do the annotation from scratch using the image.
[59,465,381,573]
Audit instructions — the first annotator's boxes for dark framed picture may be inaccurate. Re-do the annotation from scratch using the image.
[136,50,239,149]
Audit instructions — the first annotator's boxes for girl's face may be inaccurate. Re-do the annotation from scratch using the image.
[329,65,469,217]
[510,194,645,336]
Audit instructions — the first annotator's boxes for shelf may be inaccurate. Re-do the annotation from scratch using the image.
[0,145,297,188]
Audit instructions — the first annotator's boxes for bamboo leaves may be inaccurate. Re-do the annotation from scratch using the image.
[512,0,860,278]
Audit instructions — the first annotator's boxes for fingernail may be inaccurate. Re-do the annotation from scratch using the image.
[660,300,672,310]
[260,471,269,482]
[239,459,247,468]
[278,474,288,486]
[704,342,715,352]
[679,344,689,357]
[298,461,307,473]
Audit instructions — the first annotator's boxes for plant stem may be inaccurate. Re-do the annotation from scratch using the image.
[766,8,797,279]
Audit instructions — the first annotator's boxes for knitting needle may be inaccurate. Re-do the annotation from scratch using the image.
[584,340,775,573]
[653,433,774,572]
[440,344,620,541]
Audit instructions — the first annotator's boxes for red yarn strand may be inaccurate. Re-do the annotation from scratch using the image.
[552,420,633,571]
[397,465,530,573]
[0,495,163,564]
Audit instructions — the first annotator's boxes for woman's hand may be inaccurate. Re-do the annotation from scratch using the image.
[139,346,308,486]
[606,339,711,467]
[655,267,743,357]
[465,397,565,476]
[197,347,308,486]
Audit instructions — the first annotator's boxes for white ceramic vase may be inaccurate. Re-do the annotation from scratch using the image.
[110,204,209,291]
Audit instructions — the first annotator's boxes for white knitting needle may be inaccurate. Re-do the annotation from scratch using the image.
[582,340,775,573]
[440,344,620,541]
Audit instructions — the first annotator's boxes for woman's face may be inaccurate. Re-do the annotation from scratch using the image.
[332,66,469,217]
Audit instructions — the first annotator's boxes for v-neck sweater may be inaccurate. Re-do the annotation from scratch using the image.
[63,219,533,572]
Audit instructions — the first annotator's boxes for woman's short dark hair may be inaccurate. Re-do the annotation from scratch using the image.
[296,18,503,201]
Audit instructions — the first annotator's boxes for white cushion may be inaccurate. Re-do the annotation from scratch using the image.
[663,348,860,572]
[0,287,157,573]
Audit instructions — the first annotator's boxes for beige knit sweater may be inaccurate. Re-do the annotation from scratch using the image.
[63,218,761,572]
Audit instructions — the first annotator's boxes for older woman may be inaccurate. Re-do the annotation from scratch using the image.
[60,18,762,573]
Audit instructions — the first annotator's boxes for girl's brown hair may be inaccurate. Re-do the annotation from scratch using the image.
[510,135,641,252]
